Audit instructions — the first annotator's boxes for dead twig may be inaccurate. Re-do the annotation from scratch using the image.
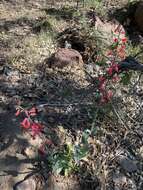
[111,103,129,130]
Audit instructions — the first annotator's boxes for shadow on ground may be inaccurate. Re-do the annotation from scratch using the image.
[108,1,143,45]
[0,16,55,34]
[0,61,101,189]
[42,6,78,21]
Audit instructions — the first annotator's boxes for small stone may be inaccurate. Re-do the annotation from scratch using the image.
[24,146,37,158]
[118,156,138,173]
[113,173,127,185]
[0,107,5,114]
[3,66,19,77]
[139,146,143,158]
[28,134,43,147]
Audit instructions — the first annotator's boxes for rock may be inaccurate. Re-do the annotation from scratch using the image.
[113,173,127,187]
[24,146,37,158]
[118,156,138,173]
[46,48,83,68]
[94,16,126,43]
[113,172,138,190]
[135,2,143,32]
[28,134,43,147]
[16,177,36,190]
[139,146,143,158]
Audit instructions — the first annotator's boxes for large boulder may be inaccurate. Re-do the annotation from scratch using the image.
[135,1,143,32]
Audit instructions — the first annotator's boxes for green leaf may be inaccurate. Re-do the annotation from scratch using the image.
[52,160,63,175]
[110,42,118,50]
[91,126,97,136]
[74,145,89,163]
[120,72,132,85]
[81,129,91,144]
[96,60,106,66]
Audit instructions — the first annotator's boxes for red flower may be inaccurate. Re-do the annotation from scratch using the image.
[31,122,42,138]
[121,45,126,49]
[107,67,113,76]
[15,109,21,116]
[113,38,118,43]
[106,90,113,100]
[107,50,113,56]
[112,64,119,72]
[117,47,126,59]
[112,75,120,82]
[38,144,45,155]
[28,107,38,116]
[121,31,125,35]
[21,118,31,129]
[100,90,113,104]
[98,76,106,91]
[99,76,106,82]
[122,38,127,43]
[100,96,107,103]
[99,83,106,91]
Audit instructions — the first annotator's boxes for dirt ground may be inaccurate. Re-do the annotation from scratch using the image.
[0,0,143,190]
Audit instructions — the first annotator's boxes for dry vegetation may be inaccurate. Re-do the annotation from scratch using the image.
[0,0,143,190]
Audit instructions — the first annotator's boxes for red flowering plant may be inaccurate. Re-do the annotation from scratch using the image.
[15,106,43,139]
[15,105,55,157]
[14,24,131,176]
[95,25,128,104]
